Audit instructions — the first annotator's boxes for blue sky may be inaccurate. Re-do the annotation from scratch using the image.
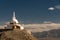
[0,0,60,24]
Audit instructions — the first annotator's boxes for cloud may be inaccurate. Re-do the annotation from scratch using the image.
[43,21,53,24]
[23,21,60,32]
[48,5,60,10]
[48,7,55,11]
[55,5,60,9]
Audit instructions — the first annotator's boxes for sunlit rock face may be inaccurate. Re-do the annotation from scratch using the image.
[0,29,37,40]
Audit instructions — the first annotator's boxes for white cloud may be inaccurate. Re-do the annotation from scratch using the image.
[23,21,60,32]
[49,5,60,10]
[48,7,55,11]
[48,5,60,10]
[43,21,53,24]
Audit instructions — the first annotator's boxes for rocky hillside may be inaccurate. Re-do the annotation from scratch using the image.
[0,29,37,40]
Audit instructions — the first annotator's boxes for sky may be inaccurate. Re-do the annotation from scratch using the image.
[0,0,60,24]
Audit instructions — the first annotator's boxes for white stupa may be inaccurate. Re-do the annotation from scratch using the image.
[5,11,24,30]
[12,11,19,23]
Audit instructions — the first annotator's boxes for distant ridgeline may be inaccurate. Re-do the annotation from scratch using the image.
[32,29,60,40]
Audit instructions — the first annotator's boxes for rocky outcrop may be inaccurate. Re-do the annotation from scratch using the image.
[0,29,37,40]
